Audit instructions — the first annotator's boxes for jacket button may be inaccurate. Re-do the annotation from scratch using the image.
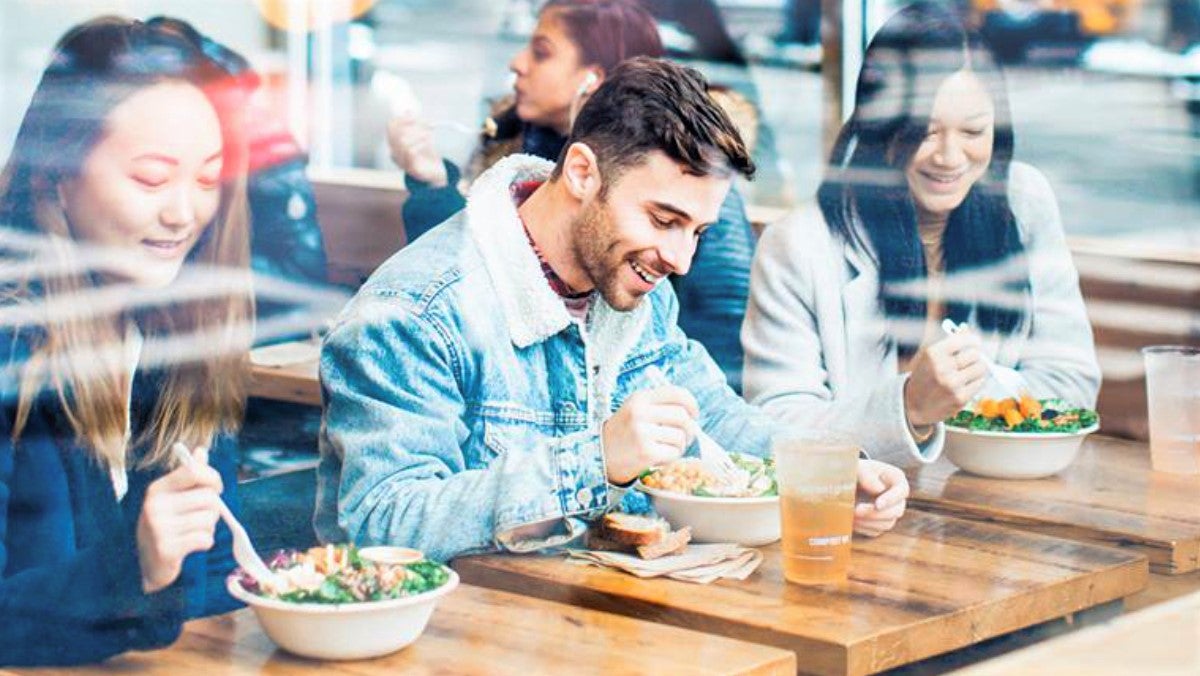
[576,487,593,507]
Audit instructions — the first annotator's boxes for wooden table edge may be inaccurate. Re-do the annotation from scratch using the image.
[248,363,322,407]
[908,495,1200,575]
[454,546,1150,676]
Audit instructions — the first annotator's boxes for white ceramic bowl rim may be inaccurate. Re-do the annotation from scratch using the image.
[636,481,778,506]
[226,568,459,614]
[944,423,1099,440]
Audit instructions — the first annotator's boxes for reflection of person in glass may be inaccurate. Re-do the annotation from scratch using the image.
[390,0,760,392]
[742,2,1099,467]
[0,17,252,665]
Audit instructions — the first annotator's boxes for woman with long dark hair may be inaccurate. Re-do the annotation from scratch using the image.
[1,16,253,665]
[391,0,664,236]
[742,2,1099,466]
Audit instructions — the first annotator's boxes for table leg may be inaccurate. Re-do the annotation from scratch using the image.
[1070,599,1124,627]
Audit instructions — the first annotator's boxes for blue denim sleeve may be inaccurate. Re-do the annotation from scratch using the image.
[318,297,607,562]
[671,186,755,393]
[401,159,465,244]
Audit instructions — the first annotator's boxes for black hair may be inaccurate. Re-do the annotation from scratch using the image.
[556,57,754,184]
[816,1,1027,353]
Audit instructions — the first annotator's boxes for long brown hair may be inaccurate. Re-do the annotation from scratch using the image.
[0,16,253,469]
[541,0,664,74]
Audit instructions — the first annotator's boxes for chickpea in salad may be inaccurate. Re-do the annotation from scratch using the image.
[948,395,1099,433]
[640,453,776,498]
[237,545,450,604]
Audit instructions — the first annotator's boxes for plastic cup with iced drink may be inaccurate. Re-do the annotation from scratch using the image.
[1142,346,1200,475]
[773,431,860,584]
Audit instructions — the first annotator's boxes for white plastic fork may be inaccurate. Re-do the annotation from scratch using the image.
[940,319,1024,399]
[643,366,745,484]
[171,443,282,590]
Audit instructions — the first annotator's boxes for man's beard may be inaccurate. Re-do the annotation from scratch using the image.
[571,196,640,312]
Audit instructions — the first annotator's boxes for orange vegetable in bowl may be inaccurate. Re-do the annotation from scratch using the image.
[1002,408,1025,428]
[977,398,1000,418]
[1018,394,1042,419]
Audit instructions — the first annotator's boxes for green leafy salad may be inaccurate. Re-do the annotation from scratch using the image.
[947,396,1099,433]
[240,545,450,604]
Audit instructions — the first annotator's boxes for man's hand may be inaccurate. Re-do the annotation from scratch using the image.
[601,386,699,484]
[853,459,908,537]
[386,112,448,186]
[905,329,987,428]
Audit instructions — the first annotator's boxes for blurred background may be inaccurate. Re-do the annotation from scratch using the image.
[2,0,1197,247]
[2,0,1196,480]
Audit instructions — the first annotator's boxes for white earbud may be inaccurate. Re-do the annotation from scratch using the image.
[576,71,599,98]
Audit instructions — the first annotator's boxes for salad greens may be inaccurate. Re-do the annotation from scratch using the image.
[244,545,450,604]
[947,396,1098,433]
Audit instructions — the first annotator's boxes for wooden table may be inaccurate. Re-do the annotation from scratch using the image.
[907,435,1200,574]
[1128,568,1200,612]
[953,589,1200,675]
[2,584,795,675]
[454,511,1148,676]
[248,344,321,407]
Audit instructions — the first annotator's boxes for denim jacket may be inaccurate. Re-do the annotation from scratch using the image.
[316,155,774,562]
[402,127,756,393]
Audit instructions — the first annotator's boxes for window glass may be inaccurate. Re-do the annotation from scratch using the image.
[4,0,1193,250]
[858,0,1199,251]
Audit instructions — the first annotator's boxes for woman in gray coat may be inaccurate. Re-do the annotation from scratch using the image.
[741,2,1099,467]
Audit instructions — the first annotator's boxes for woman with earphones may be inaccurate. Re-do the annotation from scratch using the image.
[389,0,760,392]
[390,0,661,237]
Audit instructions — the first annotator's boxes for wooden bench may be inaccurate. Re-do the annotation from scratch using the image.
[1074,251,1200,440]
[310,168,408,287]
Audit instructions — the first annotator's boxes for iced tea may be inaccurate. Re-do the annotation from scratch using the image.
[780,488,856,583]
[773,432,859,585]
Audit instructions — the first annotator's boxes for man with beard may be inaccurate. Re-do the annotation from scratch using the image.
[315,58,909,561]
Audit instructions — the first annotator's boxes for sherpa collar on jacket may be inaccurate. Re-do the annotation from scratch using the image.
[463,154,649,384]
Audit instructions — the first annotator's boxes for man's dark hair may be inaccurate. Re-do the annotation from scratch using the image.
[552,57,755,185]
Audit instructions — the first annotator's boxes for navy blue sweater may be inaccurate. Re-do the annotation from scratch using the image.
[1,329,241,666]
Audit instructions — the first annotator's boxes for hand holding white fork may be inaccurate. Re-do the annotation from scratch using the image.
[170,443,282,591]
[940,319,1024,400]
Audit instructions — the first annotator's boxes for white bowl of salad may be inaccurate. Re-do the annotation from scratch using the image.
[944,396,1100,479]
[226,544,458,661]
[637,453,779,545]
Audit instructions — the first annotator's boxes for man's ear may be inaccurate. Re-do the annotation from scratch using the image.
[561,142,602,201]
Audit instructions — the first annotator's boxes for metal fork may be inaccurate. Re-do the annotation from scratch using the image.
[643,367,744,483]
[171,443,282,590]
